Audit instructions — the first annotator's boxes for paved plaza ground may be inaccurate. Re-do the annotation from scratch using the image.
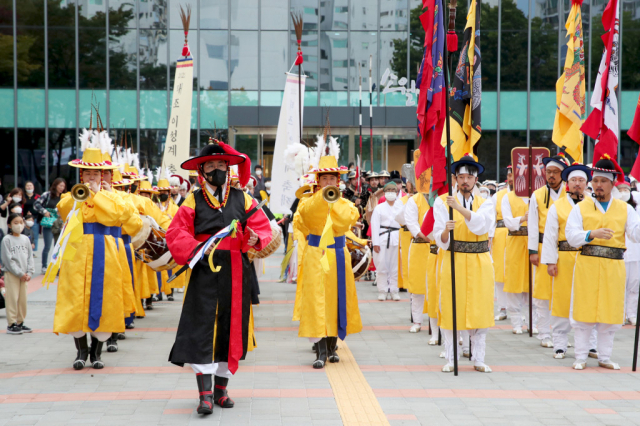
[1,249,640,426]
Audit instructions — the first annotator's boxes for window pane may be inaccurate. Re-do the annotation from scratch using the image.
[349,31,377,93]
[109,0,134,22]
[234,135,259,167]
[140,90,168,128]
[139,0,167,29]
[78,0,106,19]
[0,0,12,26]
[0,129,15,189]
[49,89,76,128]
[501,0,529,30]
[477,131,498,179]
[48,0,75,27]
[290,0,318,31]
[319,31,347,91]
[109,28,137,89]
[79,28,107,89]
[18,89,45,128]
[201,0,228,29]
[261,0,288,30]
[261,31,288,90]
[140,29,167,90]
[499,130,527,182]
[49,128,78,186]
[231,0,258,30]
[483,30,498,91]
[531,29,558,91]
[380,0,408,31]
[16,26,45,88]
[500,29,528,90]
[17,128,46,191]
[320,0,348,30]
[290,30,318,91]
[201,30,229,90]
[48,28,76,88]
[380,31,409,106]
[351,0,377,30]
[230,31,258,90]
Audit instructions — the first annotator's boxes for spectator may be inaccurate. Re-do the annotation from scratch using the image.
[34,178,67,274]
[253,165,266,197]
[23,212,36,252]
[1,213,35,335]
[1,188,25,218]
[23,182,40,254]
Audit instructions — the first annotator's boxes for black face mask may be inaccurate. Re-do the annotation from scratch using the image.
[189,177,196,185]
[159,193,169,202]
[205,169,227,187]
[489,189,496,196]
[130,184,138,193]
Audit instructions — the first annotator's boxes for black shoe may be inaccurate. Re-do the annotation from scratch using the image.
[135,316,144,319]
[125,323,135,330]
[196,373,214,415]
[327,336,340,363]
[106,333,118,352]
[117,333,126,340]
[18,323,32,333]
[145,303,153,310]
[6,323,23,335]
[214,376,235,408]
[313,338,328,369]
[73,335,89,370]
[399,288,408,293]
[167,295,174,301]
[90,336,104,369]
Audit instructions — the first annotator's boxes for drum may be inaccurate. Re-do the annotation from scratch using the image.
[247,222,282,262]
[350,246,372,281]
[135,216,177,272]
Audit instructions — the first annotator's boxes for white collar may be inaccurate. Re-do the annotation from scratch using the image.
[205,181,227,201]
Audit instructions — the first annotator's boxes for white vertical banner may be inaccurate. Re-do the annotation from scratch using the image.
[162,57,193,180]
[270,72,306,214]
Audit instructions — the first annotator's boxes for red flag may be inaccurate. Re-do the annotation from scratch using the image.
[416,0,447,195]
[629,95,640,181]
[420,206,436,238]
[581,0,620,163]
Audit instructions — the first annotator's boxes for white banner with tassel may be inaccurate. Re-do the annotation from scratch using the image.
[271,72,306,214]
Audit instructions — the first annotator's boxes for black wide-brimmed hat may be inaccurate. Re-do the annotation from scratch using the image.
[561,163,592,183]
[180,138,250,186]
[450,154,485,176]
[542,154,570,170]
[591,154,624,184]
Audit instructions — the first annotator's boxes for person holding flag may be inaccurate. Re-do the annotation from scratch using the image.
[528,155,568,348]
[165,140,272,415]
[541,162,598,359]
[433,155,495,373]
[566,155,640,370]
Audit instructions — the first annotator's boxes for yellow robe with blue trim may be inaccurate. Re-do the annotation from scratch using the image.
[117,191,144,316]
[293,192,362,338]
[54,190,139,334]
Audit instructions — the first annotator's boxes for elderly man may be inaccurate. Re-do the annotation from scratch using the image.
[528,155,568,348]
[566,155,640,370]
[166,140,272,414]
[434,155,495,373]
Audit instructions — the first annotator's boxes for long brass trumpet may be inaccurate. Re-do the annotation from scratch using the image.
[322,185,341,203]
[71,183,91,202]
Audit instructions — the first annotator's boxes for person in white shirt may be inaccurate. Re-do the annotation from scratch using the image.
[565,156,640,370]
[616,181,640,326]
[491,166,513,321]
[371,182,404,301]
[433,155,495,373]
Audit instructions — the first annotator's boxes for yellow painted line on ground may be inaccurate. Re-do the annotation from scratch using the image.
[324,341,390,426]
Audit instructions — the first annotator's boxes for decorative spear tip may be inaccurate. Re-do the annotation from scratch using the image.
[291,11,303,42]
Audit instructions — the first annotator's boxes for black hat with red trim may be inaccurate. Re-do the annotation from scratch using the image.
[180,138,250,186]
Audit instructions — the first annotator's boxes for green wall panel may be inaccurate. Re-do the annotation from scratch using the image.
[79,90,107,129]
[622,91,640,131]
[0,89,14,128]
[48,89,76,128]
[17,89,45,128]
[110,90,137,128]
[500,92,527,130]
[140,91,168,129]
[530,92,556,130]
[482,92,497,131]
[200,91,228,129]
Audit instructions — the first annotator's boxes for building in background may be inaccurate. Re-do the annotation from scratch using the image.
[1,0,639,191]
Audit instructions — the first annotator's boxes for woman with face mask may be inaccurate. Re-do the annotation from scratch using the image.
[22,182,40,255]
[33,178,67,274]
[1,213,35,335]
[616,180,640,327]
[1,189,25,232]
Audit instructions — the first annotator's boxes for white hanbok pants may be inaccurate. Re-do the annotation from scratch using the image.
[191,362,232,378]
[443,328,487,365]
[410,293,425,324]
[551,316,598,354]
[626,261,640,322]
[373,244,399,294]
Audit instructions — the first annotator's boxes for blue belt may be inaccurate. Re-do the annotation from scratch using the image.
[83,223,122,331]
[122,234,131,245]
[307,234,347,340]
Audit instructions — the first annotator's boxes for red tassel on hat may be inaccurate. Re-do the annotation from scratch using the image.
[446,31,458,53]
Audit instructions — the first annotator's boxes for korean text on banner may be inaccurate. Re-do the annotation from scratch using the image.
[270,72,306,215]
[162,57,193,180]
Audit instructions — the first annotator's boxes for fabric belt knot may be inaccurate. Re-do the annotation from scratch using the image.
[379,226,400,248]
[83,223,122,331]
[496,219,505,228]
[508,226,528,237]
[308,234,348,340]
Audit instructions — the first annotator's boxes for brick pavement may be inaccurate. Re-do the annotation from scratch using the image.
[1,251,640,425]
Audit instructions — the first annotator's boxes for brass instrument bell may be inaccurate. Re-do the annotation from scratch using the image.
[322,185,341,203]
[71,183,91,202]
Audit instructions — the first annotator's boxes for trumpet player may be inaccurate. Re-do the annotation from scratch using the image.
[53,134,141,371]
[294,142,362,370]
[371,182,403,301]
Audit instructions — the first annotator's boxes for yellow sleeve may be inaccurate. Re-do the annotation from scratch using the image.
[120,194,143,236]
[92,191,127,225]
[293,209,309,238]
[56,193,74,222]
[345,230,367,247]
[145,199,172,230]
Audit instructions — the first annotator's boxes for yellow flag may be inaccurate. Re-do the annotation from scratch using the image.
[552,1,585,163]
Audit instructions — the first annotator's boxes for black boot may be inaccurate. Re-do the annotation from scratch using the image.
[106,333,118,352]
[327,337,340,363]
[214,376,235,408]
[313,338,328,369]
[168,289,174,301]
[89,336,104,369]
[73,335,89,370]
[145,297,153,310]
[196,373,214,415]
[118,333,126,340]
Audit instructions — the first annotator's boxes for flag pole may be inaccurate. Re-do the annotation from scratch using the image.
[634,292,640,371]
[369,55,373,171]
[359,62,363,188]
[291,13,304,146]
[444,0,459,376]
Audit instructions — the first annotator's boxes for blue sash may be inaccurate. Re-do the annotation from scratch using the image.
[157,272,163,293]
[123,233,135,325]
[83,223,122,331]
[307,234,348,340]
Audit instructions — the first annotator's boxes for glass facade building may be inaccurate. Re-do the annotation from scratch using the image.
[1,0,639,191]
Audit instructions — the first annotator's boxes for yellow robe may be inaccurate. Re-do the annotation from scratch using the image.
[54,190,139,334]
[117,191,145,317]
[439,195,495,330]
[293,192,363,338]
[424,246,443,316]
[398,195,411,290]
[492,188,509,282]
[407,194,430,295]
[549,197,578,318]
[572,197,627,324]
[532,185,565,301]
[504,191,529,294]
